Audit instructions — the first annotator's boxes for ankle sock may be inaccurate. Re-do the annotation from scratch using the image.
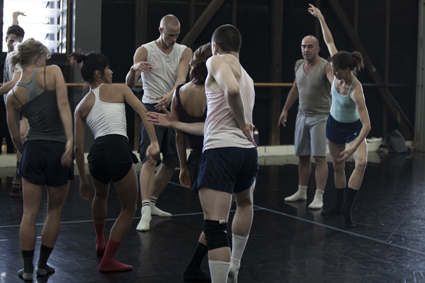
[99,240,133,272]
[37,245,53,270]
[284,185,307,202]
[321,188,344,216]
[308,189,324,209]
[94,222,106,255]
[22,250,34,274]
[36,264,55,276]
[136,202,151,231]
[150,196,172,217]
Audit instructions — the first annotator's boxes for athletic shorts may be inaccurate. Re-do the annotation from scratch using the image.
[294,112,328,157]
[196,147,258,194]
[138,103,179,167]
[88,135,138,184]
[187,153,202,192]
[19,140,74,187]
[326,114,362,144]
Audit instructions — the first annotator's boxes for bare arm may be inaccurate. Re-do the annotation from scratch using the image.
[308,4,338,56]
[12,11,26,25]
[278,78,299,127]
[5,93,22,153]
[53,66,73,167]
[324,63,335,85]
[155,47,192,110]
[0,70,20,95]
[126,47,151,89]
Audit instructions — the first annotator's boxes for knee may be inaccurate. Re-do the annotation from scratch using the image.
[332,162,344,173]
[203,220,230,251]
[143,158,158,170]
[314,157,328,168]
[355,159,368,172]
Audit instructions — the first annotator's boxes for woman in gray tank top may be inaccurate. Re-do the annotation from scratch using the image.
[6,38,74,280]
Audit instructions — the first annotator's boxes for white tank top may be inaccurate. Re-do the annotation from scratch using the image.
[203,66,256,151]
[139,41,187,104]
[86,84,128,139]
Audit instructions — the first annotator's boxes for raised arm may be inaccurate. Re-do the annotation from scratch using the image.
[155,47,192,110]
[53,65,73,167]
[125,46,151,89]
[308,4,338,56]
[12,11,26,25]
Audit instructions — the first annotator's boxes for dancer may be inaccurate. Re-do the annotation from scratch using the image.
[148,43,211,282]
[126,14,192,232]
[72,52,159,272]
[1,11,28,197]
[278,32,333,209]
[198,24,257,283]
[6,38,73,281]
[309,4,371,227]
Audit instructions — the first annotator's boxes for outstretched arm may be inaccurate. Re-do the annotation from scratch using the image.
[12,11,26,25]
[308,4,338,56]
[126,47,151,89]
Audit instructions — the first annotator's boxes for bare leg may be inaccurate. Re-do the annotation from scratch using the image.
[308,156,328,209]
[150,163,174,217]
[91,177,110,255]
[285,156,310,201]
[137,159,156,231]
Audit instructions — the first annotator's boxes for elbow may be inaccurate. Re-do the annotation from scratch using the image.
[74,145,84,156]
[226,86,240,98]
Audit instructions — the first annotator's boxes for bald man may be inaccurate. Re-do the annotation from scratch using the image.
[126,14,192,232]
[278,36,333,209]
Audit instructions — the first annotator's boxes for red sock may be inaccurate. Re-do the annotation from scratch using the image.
[94,222,106,255]
[98,240,133,272]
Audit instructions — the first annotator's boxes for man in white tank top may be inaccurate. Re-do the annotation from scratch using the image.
[278,35,334,210]
[197,24,258,283]
[126,15,192,232]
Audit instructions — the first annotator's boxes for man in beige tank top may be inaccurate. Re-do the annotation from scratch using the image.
[278,35,333,209]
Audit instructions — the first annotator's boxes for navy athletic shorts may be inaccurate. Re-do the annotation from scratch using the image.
[326,114,362,144]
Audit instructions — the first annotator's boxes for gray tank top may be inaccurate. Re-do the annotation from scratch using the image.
[12,67,66,142]
[295,58,331,114]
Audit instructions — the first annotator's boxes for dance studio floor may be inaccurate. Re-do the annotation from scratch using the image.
[1,151,425,283]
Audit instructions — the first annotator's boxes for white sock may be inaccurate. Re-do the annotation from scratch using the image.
[308,189,324,209]
[136,201,151,231]
[228,234,249,283]
[284,185,307,202]
[150,196,172,217]
[208,260,230,283]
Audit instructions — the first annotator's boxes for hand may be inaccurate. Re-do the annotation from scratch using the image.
[242,122,257,147]
[337,147,355,162]
[278,110,288,127]
[131,61,153,74]
[155,94,172,110]
[147,106,175,128]
[61,140,73,167]
[79,180,93,200]
[12,11,26,25]
[308,4,323,18]
[179,168,191,189]
[146,142,160,159]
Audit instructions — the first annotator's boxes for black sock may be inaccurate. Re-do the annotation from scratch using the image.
[340,187,358,228]
[185,242,208,272]
[38,245,53,269]
[321,188,344,216]
[22,250,34,273]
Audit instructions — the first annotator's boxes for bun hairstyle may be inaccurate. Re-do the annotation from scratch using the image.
[330,51,365,75]
[8,38,50,69]
[189,43,212,85]
[69,52,111,84]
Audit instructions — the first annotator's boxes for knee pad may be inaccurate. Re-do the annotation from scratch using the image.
[203,220,230,251]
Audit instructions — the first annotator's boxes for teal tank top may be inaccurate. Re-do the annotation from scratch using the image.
[330,78,359,123]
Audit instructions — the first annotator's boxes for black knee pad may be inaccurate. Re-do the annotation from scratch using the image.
[203,220,230,251]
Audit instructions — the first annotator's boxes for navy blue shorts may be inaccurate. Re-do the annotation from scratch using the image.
[19,140,74,187]
[326,114,362,144]
[88,135,138,184]
[187,153,202,192]
[196,147,258,194]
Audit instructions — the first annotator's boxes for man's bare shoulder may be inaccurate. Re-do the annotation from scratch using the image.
[134,46,148,63]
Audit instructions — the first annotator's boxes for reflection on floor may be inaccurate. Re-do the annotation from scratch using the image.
[0,151,424,283]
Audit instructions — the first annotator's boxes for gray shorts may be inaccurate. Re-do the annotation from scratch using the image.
[294,112,328,157]
[138,103,179,167]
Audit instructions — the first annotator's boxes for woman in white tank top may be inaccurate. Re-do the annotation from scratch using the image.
[71,52,159,272]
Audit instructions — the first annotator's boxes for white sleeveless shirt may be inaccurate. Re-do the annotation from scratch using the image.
[86,84,128,139]
[139,41,187,104]
[203,66,256,151]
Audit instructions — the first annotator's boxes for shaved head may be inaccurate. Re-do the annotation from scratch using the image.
[160,14,180,29]
[301,35,321,62]
[302,35,319,47]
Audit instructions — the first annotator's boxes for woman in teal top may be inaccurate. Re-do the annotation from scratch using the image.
[309,4,371,228]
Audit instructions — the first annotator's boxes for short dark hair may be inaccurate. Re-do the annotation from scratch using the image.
[211,24,241,53]
[7,25,25,38]
[190,43,212,85]
[69,52,111,84]
[330,51,364,75]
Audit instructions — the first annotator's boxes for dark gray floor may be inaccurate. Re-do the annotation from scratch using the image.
[1,151,424,283]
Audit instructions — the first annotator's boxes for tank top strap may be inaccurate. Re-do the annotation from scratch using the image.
[174,84,184,107]
[347,77,356,96]
[11,88,24,106]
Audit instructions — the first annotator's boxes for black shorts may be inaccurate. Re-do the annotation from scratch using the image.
[196,147,258,194]
[19,140,74,187]
[138,103,179,167]
[88,135,138,184]
[188,153,202,192]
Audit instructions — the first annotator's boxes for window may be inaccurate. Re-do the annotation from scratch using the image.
[3,0,68,53]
